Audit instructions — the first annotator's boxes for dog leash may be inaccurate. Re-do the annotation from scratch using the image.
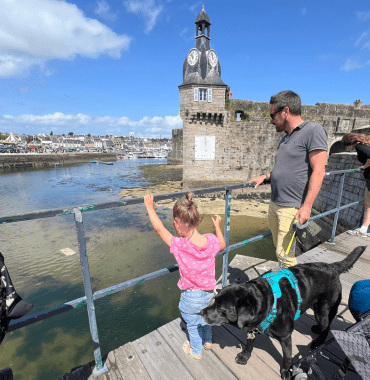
[280,229,296,269]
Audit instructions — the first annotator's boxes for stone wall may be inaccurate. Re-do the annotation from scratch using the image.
[313,153,364,231]
[177,95,370,185]
[0,152,117,169]
[167,129,183,165]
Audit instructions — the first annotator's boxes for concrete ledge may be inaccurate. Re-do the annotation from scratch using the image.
[0,152,117,169]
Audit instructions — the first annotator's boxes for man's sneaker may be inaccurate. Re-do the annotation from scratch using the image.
[347,228,368,237]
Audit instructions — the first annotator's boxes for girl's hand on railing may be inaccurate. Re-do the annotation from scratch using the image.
[211,214,221,227]
[144,194,155,210]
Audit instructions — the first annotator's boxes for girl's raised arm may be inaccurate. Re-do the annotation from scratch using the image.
[211,214,226,251]
[144,194,173,247]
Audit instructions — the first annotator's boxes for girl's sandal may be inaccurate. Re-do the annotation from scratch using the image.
[182,341,201,360]
[204,342,212,350]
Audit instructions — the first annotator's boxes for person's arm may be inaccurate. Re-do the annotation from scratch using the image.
[248,172,270,189]
[211,214,226,250]
[295,150,327,224]
[144,194,173,247]
[363,158,370,169]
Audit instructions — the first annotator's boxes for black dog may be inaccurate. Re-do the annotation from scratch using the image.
[201,246,367,380]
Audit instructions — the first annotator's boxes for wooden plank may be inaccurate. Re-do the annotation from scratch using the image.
[215,256,279,289]
[132,335,170,380]
[132,330,194,380]
[210,324,281,379]
[224,321,312,372]
[107,342,151,380]
[158,318,237,380]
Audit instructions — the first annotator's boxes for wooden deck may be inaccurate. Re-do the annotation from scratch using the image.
[60,233,370,380]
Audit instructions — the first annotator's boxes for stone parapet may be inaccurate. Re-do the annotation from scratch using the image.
[313,153,364,231]
[0,152,117,169]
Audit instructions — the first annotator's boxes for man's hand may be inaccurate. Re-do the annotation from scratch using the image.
[249,175,267,189]
[295,205,311,225]
[144,194,155,210]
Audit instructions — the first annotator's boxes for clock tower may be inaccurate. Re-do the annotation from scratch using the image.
[178,3,228,186]
[179,3,227,124]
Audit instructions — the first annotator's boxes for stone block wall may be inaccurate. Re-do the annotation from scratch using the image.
[182,117,283,183]
[167,129,183,165]
[177,95,370,185]
[313,153,364,231]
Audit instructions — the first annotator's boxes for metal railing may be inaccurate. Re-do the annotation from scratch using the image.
[0,168,361,375]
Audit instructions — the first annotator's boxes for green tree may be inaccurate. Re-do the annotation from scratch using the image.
[68,132,74,136]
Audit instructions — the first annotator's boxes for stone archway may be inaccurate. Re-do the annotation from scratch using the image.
[329,141,345,156]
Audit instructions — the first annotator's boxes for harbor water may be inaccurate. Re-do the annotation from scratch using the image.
[0,158,275,379]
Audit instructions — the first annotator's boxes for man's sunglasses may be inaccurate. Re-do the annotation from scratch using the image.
[270,111,281,120]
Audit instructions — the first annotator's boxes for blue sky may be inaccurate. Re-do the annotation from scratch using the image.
[1,0,370,137]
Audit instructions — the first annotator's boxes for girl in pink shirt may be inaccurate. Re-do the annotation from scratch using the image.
[144,192,225,360]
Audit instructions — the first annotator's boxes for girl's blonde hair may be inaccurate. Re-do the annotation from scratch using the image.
[341,133,370,147]
[173,192,202,228]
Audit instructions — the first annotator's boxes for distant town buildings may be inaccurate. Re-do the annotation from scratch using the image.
[0,131,171,154]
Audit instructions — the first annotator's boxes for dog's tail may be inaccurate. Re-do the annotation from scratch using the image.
[331,246,367,274]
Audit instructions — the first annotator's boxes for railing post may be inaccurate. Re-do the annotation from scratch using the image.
[73,208,108,376]
[330,172,346,244]
[222,190,231,288]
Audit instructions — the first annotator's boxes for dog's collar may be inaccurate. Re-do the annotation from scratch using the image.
[258,269,302,335]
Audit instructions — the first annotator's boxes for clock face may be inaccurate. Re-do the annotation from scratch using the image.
[187,49,199,66]
[208,50,218,67]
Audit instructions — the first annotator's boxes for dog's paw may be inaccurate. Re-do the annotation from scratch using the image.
[311,324,321,334]
[280,370,291,380]
[235,352,250,365]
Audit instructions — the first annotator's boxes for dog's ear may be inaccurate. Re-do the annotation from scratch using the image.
[215,288,222,294]
[224,304,238,322]
[235,287,260,330]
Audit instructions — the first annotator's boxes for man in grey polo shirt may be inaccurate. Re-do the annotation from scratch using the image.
[249,90,327,267]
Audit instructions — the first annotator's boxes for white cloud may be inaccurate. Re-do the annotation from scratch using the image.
[302,8,307,16]
[0,0,132,78]
[179,28,188,37]
[94,0,118,22]
[0,112,182,137]
[355,30,369,47]
[356,11,370,22]
[124,0,164,34]
[341,59,364,71]
[189,2,202,13]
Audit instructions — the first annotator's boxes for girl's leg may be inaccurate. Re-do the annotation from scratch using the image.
[180,312,203,355]
[179,291,204,356]
[199,291,214,345]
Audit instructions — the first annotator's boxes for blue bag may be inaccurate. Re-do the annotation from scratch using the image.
[348,279,370,322]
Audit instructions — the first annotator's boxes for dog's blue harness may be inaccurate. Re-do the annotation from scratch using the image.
[259,269,302,334]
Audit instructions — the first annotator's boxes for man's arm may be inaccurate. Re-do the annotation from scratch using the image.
[295,149,327,224]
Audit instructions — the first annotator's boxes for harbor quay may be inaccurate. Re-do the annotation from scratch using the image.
[0,152,117,169]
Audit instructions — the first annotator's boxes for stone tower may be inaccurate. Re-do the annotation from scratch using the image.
[179,3,228,184]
